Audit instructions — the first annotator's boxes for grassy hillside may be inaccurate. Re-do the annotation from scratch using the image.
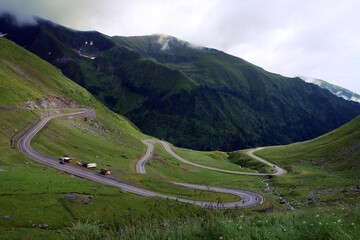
[0,36,359,239]
[2,14,360,151]
[0,37,219,237]
[0,37,144,139]
[0,37,92,106]
[66,205,359,240]
[238,116,360,209]
[256,116,360,171]
[0,35,273,237]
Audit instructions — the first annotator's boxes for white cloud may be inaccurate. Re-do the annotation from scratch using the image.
[1,0,359,93]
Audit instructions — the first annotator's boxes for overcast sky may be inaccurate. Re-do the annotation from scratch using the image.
[1,0,360,93]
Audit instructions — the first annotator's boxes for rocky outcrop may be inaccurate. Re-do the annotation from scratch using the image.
[24,96,78,110]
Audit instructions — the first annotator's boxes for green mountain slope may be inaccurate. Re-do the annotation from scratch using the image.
[243,115,360,211]
[256,115,360,171]
[0,37,93,106]
[2,14,360,151]
[0,37,197,236]
[0,37,146,237]
[0,37,267,237]
[0,37,143,139]
[118,35,360,150]
[0,36,359,239]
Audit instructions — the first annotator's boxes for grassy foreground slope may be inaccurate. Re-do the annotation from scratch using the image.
[0,38,221,238]
[66,206,359,240]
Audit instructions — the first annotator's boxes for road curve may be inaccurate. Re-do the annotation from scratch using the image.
[137,140,286,176]
[247,148,287,176]
[135,140,154,174]
[18,111,264,209]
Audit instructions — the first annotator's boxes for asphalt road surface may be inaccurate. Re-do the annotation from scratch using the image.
[18,111,265,209]
[137,140,286,176]
[135,140,154,174]
[247,148,287,176]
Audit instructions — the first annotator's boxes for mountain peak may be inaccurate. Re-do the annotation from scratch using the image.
[299,76,360,103]
[151,33,203,51]
[2,15,360,151]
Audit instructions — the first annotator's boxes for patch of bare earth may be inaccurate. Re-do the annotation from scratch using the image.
[24,96,78,109]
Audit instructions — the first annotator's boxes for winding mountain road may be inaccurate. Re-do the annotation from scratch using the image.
[135,140,153,174]
[247,148,287,176]
[18,110,266,209]
[136,140,286,176]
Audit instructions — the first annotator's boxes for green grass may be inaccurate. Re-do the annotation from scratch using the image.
[1,36,359,239]
[173,146,257,173]
[1,108,358,239]
[32,118,145,176]
[0,111,228,236]
[65,205,360,240]
[256,116,360,171]
[0,38,268,239]
[0,37,91,106]
[0,110,39,167]
[137,142,279,204]
[0,227,67,240]
[144,143,265,190]
[29,112,360,211]
[0,37,145,140]
[31,118,264,203]
[248,116,360,208]
[228,149,274,173]
[0,38,229,236]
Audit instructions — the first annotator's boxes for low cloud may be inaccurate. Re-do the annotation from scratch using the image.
[1,0,359,93]
[0,2,36,25]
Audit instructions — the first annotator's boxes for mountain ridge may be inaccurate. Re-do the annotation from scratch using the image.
[299,76,360,103]
[0,30,359,239]
[1,13,359,151]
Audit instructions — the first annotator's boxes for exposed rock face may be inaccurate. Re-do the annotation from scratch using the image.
[24,96,78,110]
[84,117,109,133]
[161,218,170,227]
[24,101,36,109]
[38,223,50,229]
